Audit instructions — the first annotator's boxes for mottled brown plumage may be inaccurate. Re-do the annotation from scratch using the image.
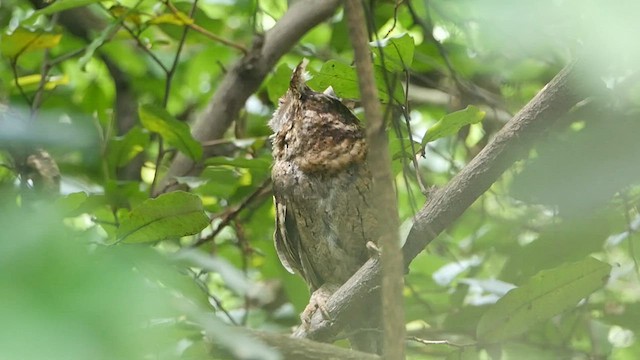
[269,60,379,352]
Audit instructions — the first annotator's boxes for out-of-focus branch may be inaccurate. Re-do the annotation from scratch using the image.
[157,0,342,194]
[248,330,381,360]
[344,0,404,357]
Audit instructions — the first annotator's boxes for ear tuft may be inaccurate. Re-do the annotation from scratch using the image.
[290,59,310,95]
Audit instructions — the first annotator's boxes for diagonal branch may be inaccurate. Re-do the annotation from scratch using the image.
[157,0,341,193]
[294,59,601,342]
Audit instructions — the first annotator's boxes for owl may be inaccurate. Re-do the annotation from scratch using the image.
[269,60,379,352]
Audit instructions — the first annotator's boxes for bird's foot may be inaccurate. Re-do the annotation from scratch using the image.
[301,284,339,328]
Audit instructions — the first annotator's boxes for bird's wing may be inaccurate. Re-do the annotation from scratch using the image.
[274,198,322,290]
[274,199,301,275]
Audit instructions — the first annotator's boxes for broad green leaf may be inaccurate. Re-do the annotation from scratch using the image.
[28,0,105,17]
[107,126,150,168]
[370,33,415,72]
[117,191,209,243]
[196,167,240,198]
[138,104,202,161]
[308,60,404,102]
[266,63,293,104]
[477,257,611,343]
[422,105,485,145]
[1,29,62,57]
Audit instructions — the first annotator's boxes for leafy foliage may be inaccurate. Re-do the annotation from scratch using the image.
[1,0,639,359]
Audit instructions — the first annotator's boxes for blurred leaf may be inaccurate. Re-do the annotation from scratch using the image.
[1,28,62,57]
[117,191,209,243]
[0,205,183,360]
[139,104,202,160]
[511,115,640,216]
[174,249,252,295]
[500,217,609,284]
[205,156,271,171]
[370,33,415,72]
[422,106,486,145]
[28,0,105,17]
[192,310,281,360]
[148,12,195,26]
[106,126,150,168]
[11,74,69,93]
[477,257,611,343]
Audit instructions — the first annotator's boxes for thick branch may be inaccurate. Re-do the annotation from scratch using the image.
[158,0,341,193]
[345,0,404,357]
[295,60,599,342]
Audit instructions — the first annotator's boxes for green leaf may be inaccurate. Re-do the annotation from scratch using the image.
[422,105,485,145]
[117,191,209,243]
[148,12,195,26]
[477,257,611,343]
[370,33,415,72]
[266,63,293,104]
[138,104,202,160]
[106,126,150,168]
[28,0,105,18]
[308,60,404,102]
[205,156,271,171]
[1,28,62,57]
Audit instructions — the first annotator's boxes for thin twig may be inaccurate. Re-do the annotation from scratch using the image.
[164,0,247,54]
[192,178,272,247]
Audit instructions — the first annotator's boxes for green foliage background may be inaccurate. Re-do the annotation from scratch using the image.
[1,0,640,359]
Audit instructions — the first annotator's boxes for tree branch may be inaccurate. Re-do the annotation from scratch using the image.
[294,59,600,343]
[157,0,341,193]
[249,331,380,360]
[345,0,404,357]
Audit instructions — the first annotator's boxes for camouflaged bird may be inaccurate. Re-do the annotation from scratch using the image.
[269,60,379,352]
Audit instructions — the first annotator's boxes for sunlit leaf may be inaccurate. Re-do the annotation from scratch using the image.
[11,74,69,93]
[138,104,202,161]
[308,60,404,102]
[422,105,485,145]
[117,191,209,243]
[370,33,415,72]
[1,28,62,57]
[477,257,611,343]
